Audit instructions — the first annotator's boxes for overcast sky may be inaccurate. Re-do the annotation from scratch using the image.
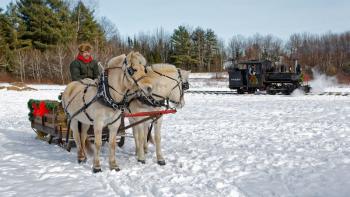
[1,0,349,42]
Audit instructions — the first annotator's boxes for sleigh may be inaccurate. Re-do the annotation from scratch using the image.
[28,99,176,151]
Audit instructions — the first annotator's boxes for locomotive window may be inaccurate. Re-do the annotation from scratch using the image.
[238,64,247,69]
[255,65,261,74]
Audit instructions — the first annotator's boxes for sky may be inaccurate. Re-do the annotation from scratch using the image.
[1,0,349,43]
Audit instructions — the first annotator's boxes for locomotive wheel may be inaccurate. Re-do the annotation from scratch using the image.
[283,90,291,95]
[268,90,276,95]
[237,89,244,94]
[248,88,256,94]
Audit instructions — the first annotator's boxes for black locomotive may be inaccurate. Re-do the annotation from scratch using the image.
[226,59,310,94]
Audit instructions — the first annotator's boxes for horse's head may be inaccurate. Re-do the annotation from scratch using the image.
[177,69,191,107]
[148,64,191,109]
[124,51,153,95]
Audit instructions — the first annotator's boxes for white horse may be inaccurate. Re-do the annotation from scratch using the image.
[61,51,153,173]
[128,64,190,164]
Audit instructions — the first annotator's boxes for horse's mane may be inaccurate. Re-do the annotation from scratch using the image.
[150,63,177,74]
[130,52,147,66]
[107,54,126,68]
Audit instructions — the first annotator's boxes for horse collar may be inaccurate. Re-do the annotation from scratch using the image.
[97,69,127,110]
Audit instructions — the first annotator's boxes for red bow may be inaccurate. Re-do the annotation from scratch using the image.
[32,101,49,117]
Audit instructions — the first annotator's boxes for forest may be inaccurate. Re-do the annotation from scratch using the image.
[0,0,350,83]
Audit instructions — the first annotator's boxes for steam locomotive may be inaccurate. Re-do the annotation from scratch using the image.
[226,59,310,94]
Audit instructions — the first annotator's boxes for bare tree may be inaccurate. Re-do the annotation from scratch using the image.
[15,49,28,82]
[56,45,68,84]
[43,50,54,80]
[99,16,118,40]
[228,34,245,60]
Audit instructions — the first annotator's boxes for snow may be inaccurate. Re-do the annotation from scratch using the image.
[1,79,350,196]
[189,72,228,79]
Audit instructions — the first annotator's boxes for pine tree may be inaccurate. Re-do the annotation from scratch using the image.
[47,0,75,44]
[132,36,140,50]
[71,1,105,44]
[170,26,196,69]
[0,8,8,65]
[5,2,31,49]
[0,7,17,71]
[0,8,11,47]
[17,0,65,50]
[204,29,218,72]
[191,27,205,71]
[127,36,133,48]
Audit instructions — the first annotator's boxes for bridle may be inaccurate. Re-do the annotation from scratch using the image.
[122,58,148,86]
[137,68,189,108]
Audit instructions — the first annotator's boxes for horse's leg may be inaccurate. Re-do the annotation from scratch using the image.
[71,120,85,163]
[108,121,120,171]
[154,117,166,165]
[133,128,139,155]
[92,122,103,173]
[130,118,139,155]
[79,123,90,163]
[143,122,149,154]
[134,122,146,163]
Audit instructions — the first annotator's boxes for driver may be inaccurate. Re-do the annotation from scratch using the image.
[70,43,100,81]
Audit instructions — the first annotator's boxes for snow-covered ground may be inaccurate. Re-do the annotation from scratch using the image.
[1,78,350,196]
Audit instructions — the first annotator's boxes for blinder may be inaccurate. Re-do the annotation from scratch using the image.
[123,57,136,76]
[182,81,189,90]
[127,66,136,76]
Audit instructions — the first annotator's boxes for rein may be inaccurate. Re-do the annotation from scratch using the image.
[137,68,188,108]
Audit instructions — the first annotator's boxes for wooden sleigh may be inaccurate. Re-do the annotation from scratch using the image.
[28,99,176,151]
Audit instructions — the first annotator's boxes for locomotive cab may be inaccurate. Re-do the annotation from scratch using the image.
[227,60,269,93]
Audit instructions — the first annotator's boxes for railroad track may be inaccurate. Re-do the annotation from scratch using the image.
[186,90,237,95]
[186,90,350,96]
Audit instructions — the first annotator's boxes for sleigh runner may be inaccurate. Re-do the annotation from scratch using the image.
[28,99,176,151]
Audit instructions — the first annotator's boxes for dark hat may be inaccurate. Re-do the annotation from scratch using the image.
[78,43,92,52]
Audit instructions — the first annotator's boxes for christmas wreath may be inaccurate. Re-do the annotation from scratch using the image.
[27,99,59,121]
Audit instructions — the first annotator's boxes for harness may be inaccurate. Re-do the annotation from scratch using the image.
[63,59,145,146]
[97,68,129,110]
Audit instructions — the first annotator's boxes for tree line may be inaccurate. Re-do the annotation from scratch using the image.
[0,0,350,84]
[228,32,350,77]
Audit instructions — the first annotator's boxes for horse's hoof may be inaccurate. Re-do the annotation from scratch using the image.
[137,159,146,164]
[92,168,102,173]
[111,168,121,172]
[78,158,87,164]
[157,160,166,166]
